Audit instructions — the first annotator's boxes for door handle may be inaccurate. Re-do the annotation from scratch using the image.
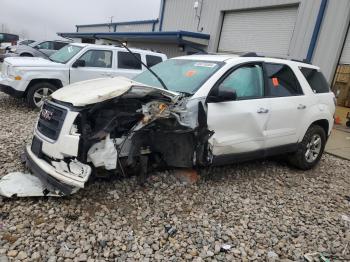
[102,73,112,77]
[257,108,269,114]
[297,104,306,110]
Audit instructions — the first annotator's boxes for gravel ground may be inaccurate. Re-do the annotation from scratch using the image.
[0,93,349,262]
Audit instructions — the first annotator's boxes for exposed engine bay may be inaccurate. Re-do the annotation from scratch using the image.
[71,85,213,185]
[0,82,215,197]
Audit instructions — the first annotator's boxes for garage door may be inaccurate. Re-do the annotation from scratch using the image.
[340,31,350,64]
[218,6,298,57]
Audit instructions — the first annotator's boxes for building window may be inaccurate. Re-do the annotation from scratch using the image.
[146,55,163,67]
[118,52,142,70]
[265,63,303,97]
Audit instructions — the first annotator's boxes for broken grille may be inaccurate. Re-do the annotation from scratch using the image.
[37,102,67,140]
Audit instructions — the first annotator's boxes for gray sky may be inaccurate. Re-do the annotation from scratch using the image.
[0,0,161,40]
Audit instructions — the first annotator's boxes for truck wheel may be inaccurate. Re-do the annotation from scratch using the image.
[26,82,57,108]
[288,125,326,170]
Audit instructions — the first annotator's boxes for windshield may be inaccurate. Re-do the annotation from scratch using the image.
[49,45,83,64]
[133,59,224,95]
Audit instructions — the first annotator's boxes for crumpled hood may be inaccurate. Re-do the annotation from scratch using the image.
[51,76,179,106]
[5,57,63,68]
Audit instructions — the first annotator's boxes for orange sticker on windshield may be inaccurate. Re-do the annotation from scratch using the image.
[272,77,279,87]
[185,70,197,77]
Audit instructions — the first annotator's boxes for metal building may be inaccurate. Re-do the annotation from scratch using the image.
[58,0,350,87]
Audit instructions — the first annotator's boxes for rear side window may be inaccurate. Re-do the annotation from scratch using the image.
[118,52,142,70]
[300,67,329,93]
[146,55,163,67]
[54,42,68,50]
[265,63,303,97]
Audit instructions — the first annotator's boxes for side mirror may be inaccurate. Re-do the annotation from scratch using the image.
[207,87,237,103]
[72,59,85,68]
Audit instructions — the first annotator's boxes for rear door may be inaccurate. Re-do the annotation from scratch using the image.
[116,51,144,78]
[207,62,270,158]
[70,49,114,83]
[263,63,309,148]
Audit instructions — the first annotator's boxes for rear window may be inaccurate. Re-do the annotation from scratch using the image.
[146,55,163,67]
[300,67,329,93]
[118,52,142,70]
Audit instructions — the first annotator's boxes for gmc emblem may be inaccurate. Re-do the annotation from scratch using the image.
[41,109,53,120]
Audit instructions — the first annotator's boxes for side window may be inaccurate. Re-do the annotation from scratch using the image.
[78,50,112,68]
[146,55,163,67]
[300,67,329,93]
[36,41,53,50]
[218,64,264,99]
[118,52,142,70]
[265,63,303,97]
[54,42,68,50]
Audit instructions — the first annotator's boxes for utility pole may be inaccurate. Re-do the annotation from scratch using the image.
[109,16,114,32]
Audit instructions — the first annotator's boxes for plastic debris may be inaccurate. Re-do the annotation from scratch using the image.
[164,224,177,237]
[220,244,232,252]
[0,172,62,197]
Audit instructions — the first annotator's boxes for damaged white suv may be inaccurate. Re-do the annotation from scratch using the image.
[24,54,335,195]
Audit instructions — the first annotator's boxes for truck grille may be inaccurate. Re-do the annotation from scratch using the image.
[37,102,67,140]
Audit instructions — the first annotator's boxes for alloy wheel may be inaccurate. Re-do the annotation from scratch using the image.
[33,87,53,108]
[305,134,322,163]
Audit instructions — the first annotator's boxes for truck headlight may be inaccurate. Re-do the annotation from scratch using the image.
[7,67,22,80]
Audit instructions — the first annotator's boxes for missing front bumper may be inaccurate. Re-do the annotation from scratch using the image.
[24,146,83,195]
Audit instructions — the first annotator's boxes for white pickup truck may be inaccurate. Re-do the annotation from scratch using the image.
[0,43,167,107]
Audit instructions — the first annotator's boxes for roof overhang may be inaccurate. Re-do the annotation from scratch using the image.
[57,31,210,46]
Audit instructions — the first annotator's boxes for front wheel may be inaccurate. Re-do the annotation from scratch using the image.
[26,82,57,108]
[288,125,326,170]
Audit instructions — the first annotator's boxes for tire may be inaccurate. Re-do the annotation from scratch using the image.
[26,82,57,108]
[20,53,33,57]
[288,125,326,170]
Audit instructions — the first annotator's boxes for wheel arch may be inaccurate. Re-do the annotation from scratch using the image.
[26,79,63,95]
[19,52,34,57]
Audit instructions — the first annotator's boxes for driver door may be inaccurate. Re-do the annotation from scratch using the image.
[70,49,114,83]
[207,63,270,162]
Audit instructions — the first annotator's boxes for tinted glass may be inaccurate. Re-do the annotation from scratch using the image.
[219,64,264,99]
[50,45,82,63]
[146,55,163,67]
[54,42,68,50]
[300,67,329,93]
[36,41,54,50]
[265,63,302,97]
[134,59,223,95]
[118,52,142,70]
[79,50,112,68]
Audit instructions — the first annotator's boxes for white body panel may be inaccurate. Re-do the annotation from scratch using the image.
[207,99,269,155]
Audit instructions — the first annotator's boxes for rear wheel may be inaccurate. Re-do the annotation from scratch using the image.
[288,125,326,170]
[26,82,57,108]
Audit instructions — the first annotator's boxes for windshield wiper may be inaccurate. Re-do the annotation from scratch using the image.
[178,91,192,97]
[93,35,168,90]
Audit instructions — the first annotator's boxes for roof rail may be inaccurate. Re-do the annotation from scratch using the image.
[291,58,312,64]
[240,52,261,57]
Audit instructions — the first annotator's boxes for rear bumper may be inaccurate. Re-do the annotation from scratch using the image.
[0,83,25,97]
[25,146,79,195]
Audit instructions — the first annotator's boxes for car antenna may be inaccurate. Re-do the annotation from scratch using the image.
[93,35,168,90]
